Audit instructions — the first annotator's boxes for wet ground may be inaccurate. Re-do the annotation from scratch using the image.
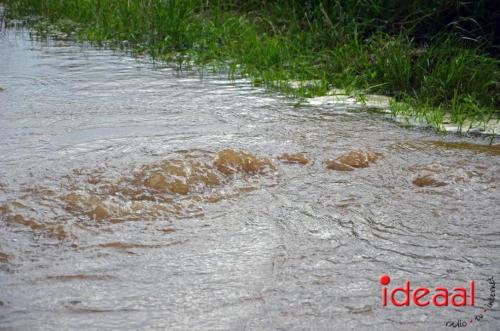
[0,19,499,331]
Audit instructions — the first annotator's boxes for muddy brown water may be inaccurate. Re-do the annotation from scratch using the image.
[1,21,500,331]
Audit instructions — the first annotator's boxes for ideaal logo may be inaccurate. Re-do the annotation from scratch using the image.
[379,274,474,307]
[379,274,496,327]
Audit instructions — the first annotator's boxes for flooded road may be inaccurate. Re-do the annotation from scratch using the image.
[1,20,500,331]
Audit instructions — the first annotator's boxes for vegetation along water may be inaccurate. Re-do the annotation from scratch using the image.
[4,0,500,133]
[1,0,500,129]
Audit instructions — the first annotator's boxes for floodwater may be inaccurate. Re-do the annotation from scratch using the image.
[1,19,500,331]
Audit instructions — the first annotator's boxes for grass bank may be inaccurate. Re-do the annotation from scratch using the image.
[4,0,500,133]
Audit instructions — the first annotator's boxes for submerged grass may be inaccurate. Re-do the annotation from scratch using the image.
[3,0,500,132]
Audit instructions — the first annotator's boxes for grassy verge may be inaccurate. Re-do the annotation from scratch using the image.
[3,0,499,132]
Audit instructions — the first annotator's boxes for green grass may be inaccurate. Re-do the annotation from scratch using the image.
[3,0,499,132]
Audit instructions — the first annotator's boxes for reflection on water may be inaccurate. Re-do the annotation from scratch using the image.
[1,22,500,330]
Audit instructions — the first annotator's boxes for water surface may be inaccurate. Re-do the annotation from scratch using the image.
[1,20,499,330]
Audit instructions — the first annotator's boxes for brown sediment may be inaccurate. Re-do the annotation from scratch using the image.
[187,162,220,187]
[65,307,116,314]
[45,224,67,241]
[86,204,110,220]
[325,160,354,171]
[3,213,69,240]
[0,252,9,263]
[407,163,449,174]
[278,153,309,165]
[44,274,115,281]
[206,194,224,203]
[167,179,189,195]
[144,172,170,191]
[94,239,189,251]
[392,140,500,156]
[159,227,176,233]
[4,149,277,227]
[143,172,191,195]
[427,141,500,156]
[0,204,11,214]
[326,150,382,171]
[337,150,382,168]
[87,175,104,185]
[213,149,275,175]
[64,193,101,212]
[407,160,488,186]
[238,186,258,193]
[21,186,56,197]
[413,176,448,187]
[5,214,46,231]
[97,242,162,249]
[64,193,114,221]
[160,159,187,177]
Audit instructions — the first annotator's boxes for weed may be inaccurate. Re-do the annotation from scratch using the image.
[4,0,499,132]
